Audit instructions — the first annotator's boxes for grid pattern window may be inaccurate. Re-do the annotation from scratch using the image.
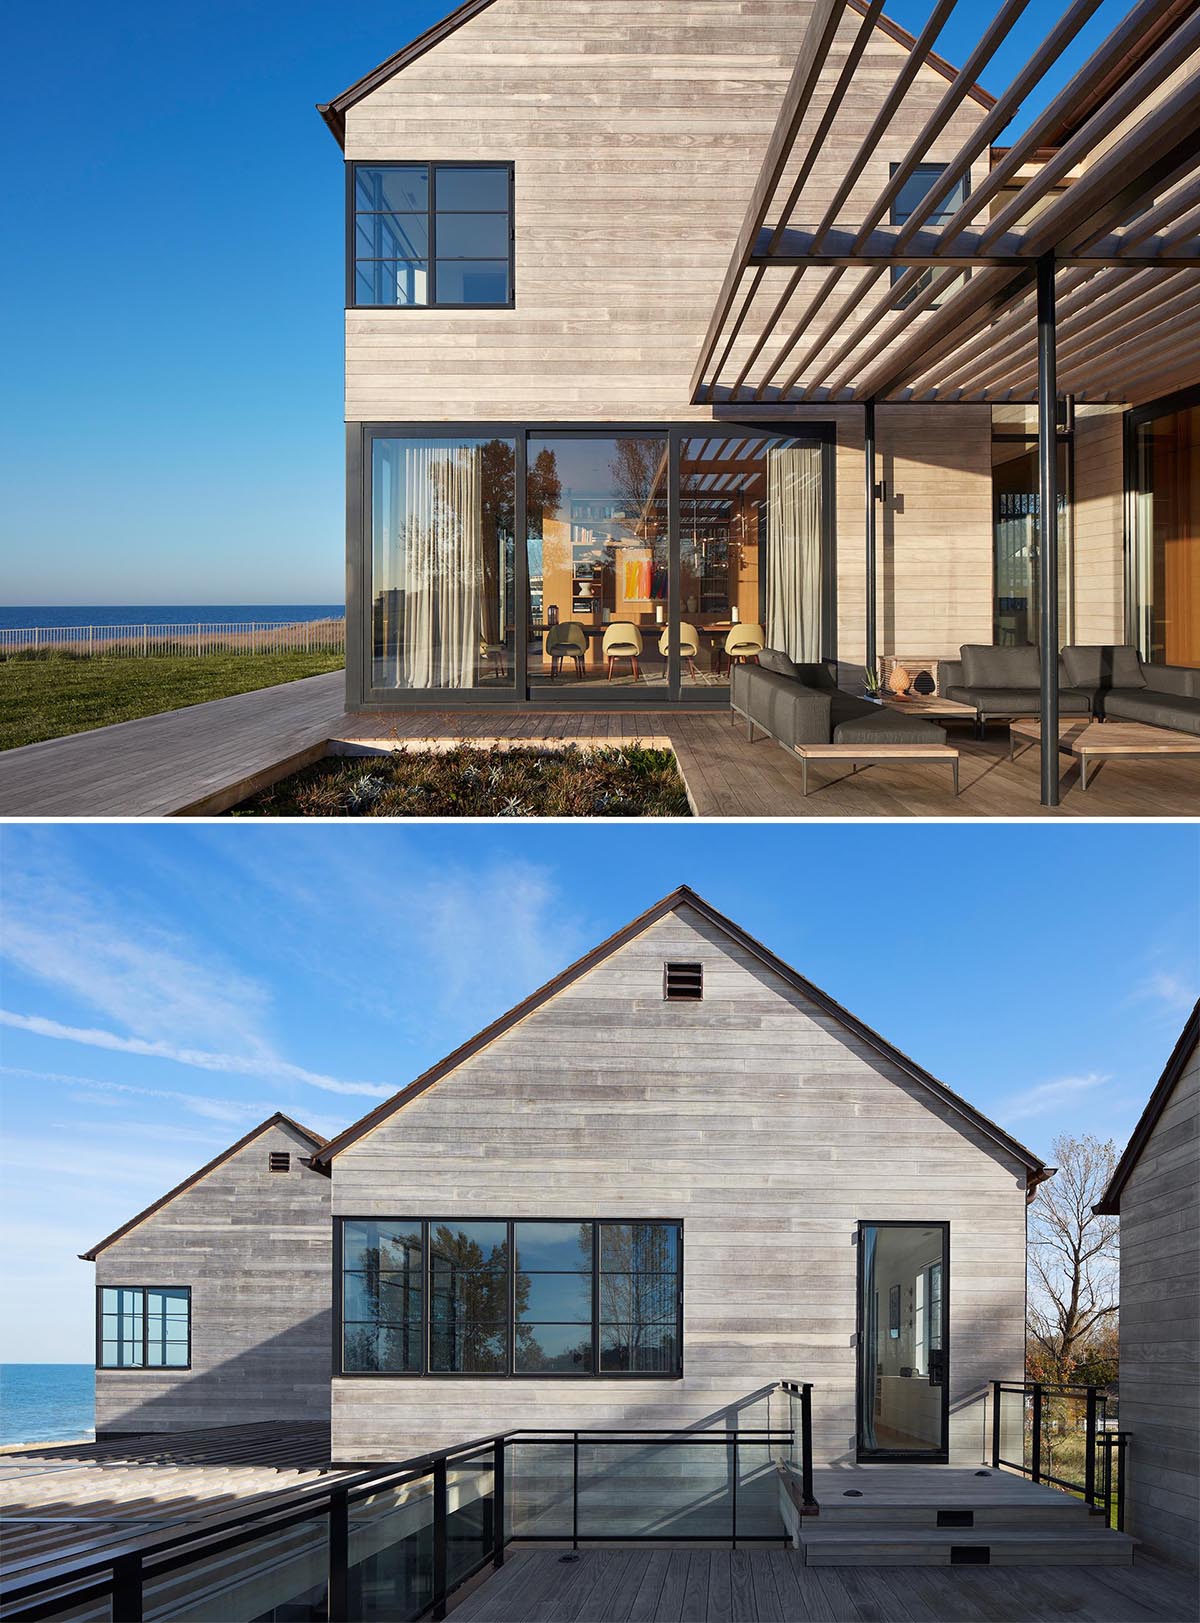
[889,163,969,308]
[352,164,513,308]
[342,1221,424,1373]
[338,1219,682,1377]
[98,1287,190,1369]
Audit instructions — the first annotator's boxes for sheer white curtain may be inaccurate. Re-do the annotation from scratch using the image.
[765,445,822,661]
[400,443,483,688]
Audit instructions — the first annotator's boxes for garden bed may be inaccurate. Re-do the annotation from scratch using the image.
[229,744,691,817]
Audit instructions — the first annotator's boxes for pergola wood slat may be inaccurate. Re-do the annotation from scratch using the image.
[695,0,1200,407]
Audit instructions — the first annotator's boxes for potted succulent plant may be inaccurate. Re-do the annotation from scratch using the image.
[862,661,884,702]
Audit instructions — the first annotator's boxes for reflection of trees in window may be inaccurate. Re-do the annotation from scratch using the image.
[343,1223,423,1373]
[524,448,564,540]
[515,1220,593,1372]
[430,1223,510,1373]
[610,439,669,539]
[599,1222,680,1373]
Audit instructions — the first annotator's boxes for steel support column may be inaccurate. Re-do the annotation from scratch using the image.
[865,399,878,681]
[1037,255,1061,808]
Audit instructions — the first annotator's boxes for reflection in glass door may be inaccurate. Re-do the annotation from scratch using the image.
[858,1223,948,1460]
[526,434,670,692]
[679,433,825,688]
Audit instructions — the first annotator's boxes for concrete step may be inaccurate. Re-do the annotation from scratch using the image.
[799,1527,1136,1567]
[814,1497,1097,1527]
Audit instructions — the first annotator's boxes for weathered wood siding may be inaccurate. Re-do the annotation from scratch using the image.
[94,1121,332,1434]
[330,903,1029,1464]
[1118,1036,1200,1570]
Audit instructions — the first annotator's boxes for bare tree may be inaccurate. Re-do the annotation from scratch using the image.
[1027,1133,1120,1384]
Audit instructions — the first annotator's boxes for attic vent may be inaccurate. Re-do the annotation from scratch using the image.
[664,962,703,1001]
[268,1152,291,1173]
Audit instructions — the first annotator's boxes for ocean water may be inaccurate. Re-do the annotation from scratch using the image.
[0,605,344,632]
[0,1364,94,1446]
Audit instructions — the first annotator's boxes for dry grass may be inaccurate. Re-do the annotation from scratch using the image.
[230,744,691,818]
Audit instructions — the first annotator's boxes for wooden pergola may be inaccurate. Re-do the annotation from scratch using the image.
[692,0,1200,805]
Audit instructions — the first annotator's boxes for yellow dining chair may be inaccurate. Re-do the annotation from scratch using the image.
[723,622,764,673]
[658,622,700,679]
[603,621,643,681]
[545,621,587,679]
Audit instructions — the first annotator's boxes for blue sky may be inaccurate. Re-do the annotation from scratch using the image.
[1,821,1196,1362]
[2,0,1131,606]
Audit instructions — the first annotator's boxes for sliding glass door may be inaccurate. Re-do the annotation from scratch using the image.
[360,422,834,706]
[1129,393,1200,668]
[858,1222,948,1461]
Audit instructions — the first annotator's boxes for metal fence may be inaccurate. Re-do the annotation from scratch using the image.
[0,620,346,660]
[991,1380,1128,1531]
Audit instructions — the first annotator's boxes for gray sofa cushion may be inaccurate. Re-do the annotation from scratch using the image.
[945,686,1091,715]
[1103,689,1200,736]
[1062,645,1145,690]
[960,643,1040,688]
[757,648,798,678]
[730,663,831,745]
[833,708,947,746]
[793,661,839,691]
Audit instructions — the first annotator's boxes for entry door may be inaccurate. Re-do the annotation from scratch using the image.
[857,1222,949,1461]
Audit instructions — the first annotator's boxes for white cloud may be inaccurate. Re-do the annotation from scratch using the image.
[1001,1071,1110,1123]
[2,1065,270,1125]
[1130,969,1196,1016]
[0,1011,390,1097]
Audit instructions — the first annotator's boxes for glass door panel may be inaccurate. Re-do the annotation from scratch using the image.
[1132,403,1200,667]
[858,1223,948,1459]
[992,440,1070,649]
[678,433,824,688]
[526,435,669,694]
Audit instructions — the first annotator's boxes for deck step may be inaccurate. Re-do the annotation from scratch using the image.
[799,1527,1137,1567]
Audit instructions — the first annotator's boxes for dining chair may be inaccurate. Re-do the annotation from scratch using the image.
[723,622,764,674]
[658,622,700,679]
[603,621,643,680]
[545,621,587,678]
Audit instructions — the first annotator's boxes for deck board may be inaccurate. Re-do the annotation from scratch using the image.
[0,684,1196,816]
[448,1550,1198,1622]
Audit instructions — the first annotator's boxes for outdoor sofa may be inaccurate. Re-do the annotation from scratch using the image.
[730,650,947,748]
[940,643,1200,736]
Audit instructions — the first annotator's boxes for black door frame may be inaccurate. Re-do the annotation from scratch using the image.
[348,420,838,710]
[855,1220,950,1465]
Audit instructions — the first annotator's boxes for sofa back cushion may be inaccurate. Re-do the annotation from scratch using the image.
[1062,644,1146,690]
[793,661,839,690]
[960,643,1040,688]
[757,648,799,679]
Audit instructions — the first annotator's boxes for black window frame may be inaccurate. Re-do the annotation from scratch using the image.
[334,1217,684,1379]
[854,1219,950,1464]
[95,1285,192,1371]
[347,161,515,311]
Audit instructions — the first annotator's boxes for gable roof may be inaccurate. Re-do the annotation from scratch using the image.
[312,886,1046,1181]
[1094,999,1200,1216]
[79,1113,326,1261]
[317,0,995,148]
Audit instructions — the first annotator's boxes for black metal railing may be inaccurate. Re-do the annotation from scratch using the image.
[990,1380,1127,1528]
[0,1384,815,1623]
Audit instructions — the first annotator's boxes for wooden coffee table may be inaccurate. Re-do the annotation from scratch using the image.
[881,695,977,724]
[1009,717,1200,790]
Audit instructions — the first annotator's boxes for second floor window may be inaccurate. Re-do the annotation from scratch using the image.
[97,1286,190,1368]
[351,163,513,309]
[339,1218,682,1377]
[889,162,969,309]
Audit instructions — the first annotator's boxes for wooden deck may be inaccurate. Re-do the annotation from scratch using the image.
[449,1547,1199,1622]
[0,683,1195,816]
[331,710,1200,818]
[0,672,346,817]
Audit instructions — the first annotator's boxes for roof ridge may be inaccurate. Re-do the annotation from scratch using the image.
[312,888,1046,1177]
[80,1112,326,1261]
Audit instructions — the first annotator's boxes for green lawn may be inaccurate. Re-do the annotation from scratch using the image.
[0,652,344,752]
[231,744,692,818]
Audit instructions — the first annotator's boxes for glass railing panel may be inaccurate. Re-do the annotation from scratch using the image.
[1038,1387,1091,1496]
[446,1454,496,1590]
[141,1513,328,1622]
[506,1441,573,1539]
[346,1478,434,1623]
[577,1442,732,1539]
[735,1441,785,1539]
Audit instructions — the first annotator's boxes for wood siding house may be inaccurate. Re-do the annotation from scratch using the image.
[315,0,1197,716]
[311,889,1046,1467]
[1096,1001,1200,1572]
[82,1115,332,1435]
